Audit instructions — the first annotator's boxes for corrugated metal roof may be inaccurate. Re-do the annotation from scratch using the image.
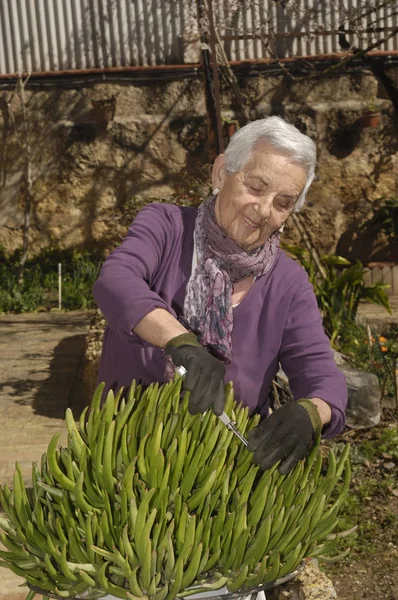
[0,0,396,76]
[215,0,398,60]
[0,0,186,74]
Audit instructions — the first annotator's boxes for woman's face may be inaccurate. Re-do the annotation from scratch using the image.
[212,142,307,251]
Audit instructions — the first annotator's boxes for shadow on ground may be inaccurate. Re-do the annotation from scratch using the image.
[31,334,88,419]
[1,334,88,419]
[0,312,93,421]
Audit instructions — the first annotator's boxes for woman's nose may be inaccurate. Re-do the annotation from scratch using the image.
[255,196,273,220]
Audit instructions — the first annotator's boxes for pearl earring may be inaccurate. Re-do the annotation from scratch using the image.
[212,187,220,196]
[279,223,285,233]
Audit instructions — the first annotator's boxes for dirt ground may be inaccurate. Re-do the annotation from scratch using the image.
[324,416,398,600]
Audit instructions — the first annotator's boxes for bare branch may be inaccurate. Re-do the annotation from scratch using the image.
[213,27,251,121]
[339,23,398,54]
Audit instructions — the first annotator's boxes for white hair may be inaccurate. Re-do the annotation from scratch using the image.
[223,116,317,212]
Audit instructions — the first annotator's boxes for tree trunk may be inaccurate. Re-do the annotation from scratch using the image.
[16,76,33,286]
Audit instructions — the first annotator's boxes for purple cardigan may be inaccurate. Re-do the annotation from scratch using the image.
[93,203,347,437]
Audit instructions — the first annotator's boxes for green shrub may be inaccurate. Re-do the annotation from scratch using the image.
[339,324,398,402]
[0,247,102,314]
[361,197,398,243]
[282,246,390,347]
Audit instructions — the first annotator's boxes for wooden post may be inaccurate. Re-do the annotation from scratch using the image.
[206,0,224,154]
[58,263,62,310]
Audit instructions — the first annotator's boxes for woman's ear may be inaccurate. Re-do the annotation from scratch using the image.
[211,154,226,191]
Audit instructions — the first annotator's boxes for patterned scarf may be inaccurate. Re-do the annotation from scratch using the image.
[165,193,280,379]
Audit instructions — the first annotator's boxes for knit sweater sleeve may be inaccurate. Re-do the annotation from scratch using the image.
[278,276,347,437]
[92,203,179,343]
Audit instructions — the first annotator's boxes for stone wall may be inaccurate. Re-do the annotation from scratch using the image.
[0,65,397,260]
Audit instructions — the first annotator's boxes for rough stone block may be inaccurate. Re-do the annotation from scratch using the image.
[340,363,381,429]
[269,559,337,599]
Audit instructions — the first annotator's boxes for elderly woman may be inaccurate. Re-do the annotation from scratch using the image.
[93,116,347,474]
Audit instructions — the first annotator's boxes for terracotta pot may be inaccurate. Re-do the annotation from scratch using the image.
[361,111,381,128]
[91,99,116,124]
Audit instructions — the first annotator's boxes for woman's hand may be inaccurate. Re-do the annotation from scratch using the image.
[165,333,226,416]
[247,399,323,474]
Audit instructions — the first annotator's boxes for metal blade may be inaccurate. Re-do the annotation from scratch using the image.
[175,365,248,446]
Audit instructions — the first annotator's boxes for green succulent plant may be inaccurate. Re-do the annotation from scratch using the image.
[0,378,352,600]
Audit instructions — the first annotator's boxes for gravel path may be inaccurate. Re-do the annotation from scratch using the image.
[0,310,93,600]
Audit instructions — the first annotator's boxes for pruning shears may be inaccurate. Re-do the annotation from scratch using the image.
[175,365,248,447]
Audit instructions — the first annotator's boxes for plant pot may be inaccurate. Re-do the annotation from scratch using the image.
[361,111,381,128]
[91,99,116,124]
[187,562,304,598]
[27,584,118,599]
[27,563,304,600]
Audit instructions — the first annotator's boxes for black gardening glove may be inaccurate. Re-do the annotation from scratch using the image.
[247,400,323,475]
[165,333,226,416]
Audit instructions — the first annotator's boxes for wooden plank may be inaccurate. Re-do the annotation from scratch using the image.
[392,265,398,296]
[382,266,393,296]
[372,266,383,285]
[363,268,372,287]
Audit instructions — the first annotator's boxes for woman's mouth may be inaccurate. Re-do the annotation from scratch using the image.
[243,215,261,229]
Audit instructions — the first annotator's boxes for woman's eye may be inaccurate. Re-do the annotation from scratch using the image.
[277,201,290,210]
